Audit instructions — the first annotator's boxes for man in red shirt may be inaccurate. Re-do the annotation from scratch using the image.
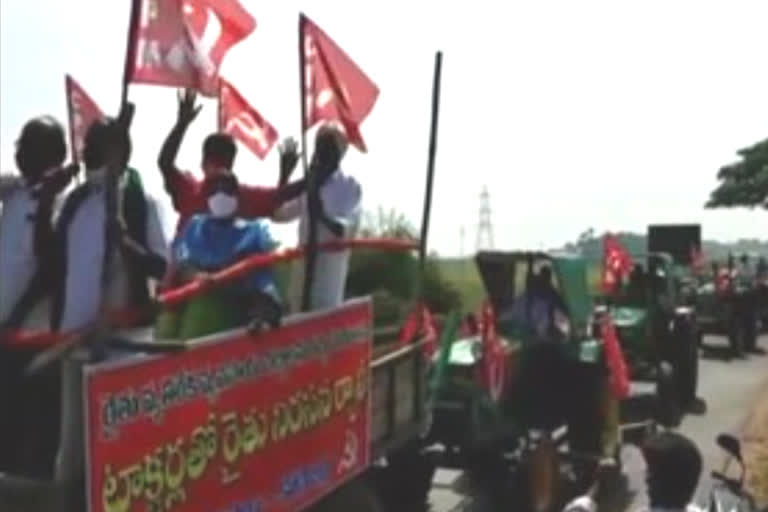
[158,89,304,234]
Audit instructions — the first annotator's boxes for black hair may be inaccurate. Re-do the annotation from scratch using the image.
[643,432,702,508]
[203,133,237,168]
[311,124,348,179]
[202,170,239,196]
[15,116,67,180]
[83,118,132,170]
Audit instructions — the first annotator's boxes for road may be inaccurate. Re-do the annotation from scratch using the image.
[422,334,768,512]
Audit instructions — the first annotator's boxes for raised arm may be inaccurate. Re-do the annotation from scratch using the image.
[157,90,201,201]
[275,137,307,203]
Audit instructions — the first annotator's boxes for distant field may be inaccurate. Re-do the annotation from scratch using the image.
[437,257,602,311]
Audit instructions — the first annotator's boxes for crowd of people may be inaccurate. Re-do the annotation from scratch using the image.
[0,90,362,478]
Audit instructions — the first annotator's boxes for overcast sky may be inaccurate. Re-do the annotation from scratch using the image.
[2,0,767,255]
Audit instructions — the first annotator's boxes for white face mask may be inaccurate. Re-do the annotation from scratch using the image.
[208,192,238,218]
[87,167,127,188]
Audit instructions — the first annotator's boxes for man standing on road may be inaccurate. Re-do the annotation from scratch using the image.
[157,89,305,235]
[563,431,704,512]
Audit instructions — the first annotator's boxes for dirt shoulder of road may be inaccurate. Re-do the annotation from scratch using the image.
[743,378,768,506]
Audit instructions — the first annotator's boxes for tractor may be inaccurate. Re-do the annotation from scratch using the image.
[427,251,657,510]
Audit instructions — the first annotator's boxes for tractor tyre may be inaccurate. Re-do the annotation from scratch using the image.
[655,361,682,428]
[518,436,559,512]
[671,319,699,409]
[380,445,435,509]
[310,476,384,512]
[742,308,759,353]
[727,313,744,359]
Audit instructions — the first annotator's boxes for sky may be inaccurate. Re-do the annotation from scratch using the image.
[2,0,767,256]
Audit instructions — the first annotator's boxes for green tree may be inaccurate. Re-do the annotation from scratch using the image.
[706,138,768,209]
[346,208,462,318]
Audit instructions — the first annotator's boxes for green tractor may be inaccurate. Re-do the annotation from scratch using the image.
[427,251,647,509]
[598,224,701,419]
[694,254,761,357]
[597,252,699,419]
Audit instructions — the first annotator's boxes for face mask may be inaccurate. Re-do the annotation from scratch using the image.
[87,167,127,188]
[208,192,238,218]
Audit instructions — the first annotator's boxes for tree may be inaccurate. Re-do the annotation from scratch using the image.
[346,208,462,320]
[706,138,768,209]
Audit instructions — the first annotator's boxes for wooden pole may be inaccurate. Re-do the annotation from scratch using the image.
[415,51,443,299]
[299,13,318,312]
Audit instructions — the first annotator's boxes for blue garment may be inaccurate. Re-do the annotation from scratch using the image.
[174,214,278,298]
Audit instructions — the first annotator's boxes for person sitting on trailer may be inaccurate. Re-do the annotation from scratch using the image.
[0,115,76,479]
[273,124,363,313]
[53,114,168,333]
[159,171,282,340]
[157,89,304,235]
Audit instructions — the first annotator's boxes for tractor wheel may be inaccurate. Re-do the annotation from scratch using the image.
[727,314,744,358]
[742,309,759,353]
[310,477,384,512]
[671,319,699,408]
[379,445,435,509]
[655,361,682,428]
[518,437,559,512]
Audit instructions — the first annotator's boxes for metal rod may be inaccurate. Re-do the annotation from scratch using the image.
[299,14,318,312]
[416,51,443,298]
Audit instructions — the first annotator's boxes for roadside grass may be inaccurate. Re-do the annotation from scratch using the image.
[742,384,768,506]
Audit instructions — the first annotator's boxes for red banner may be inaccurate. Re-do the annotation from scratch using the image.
[126,0,255,96]
[85,299,372,512]
[300,14,379,152]
[219,78,279,159]
[65,74,105,163]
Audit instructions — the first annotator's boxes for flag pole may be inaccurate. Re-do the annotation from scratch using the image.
[415,51,443,300]
[217,80,223,132]
[299,13,318,312]
[121,0,142,108]
[64,75,82,185]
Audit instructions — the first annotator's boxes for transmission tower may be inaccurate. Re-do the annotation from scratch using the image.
[476,186,495,251]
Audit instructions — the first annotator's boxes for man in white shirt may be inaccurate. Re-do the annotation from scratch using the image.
[563,432,704,512]
[274,125,362,313]
[53,116,168,332]
[0,116,76,479]
[0,116,76,329]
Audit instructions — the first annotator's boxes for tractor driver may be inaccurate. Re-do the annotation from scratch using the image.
[533,265,570,340]
[624,263,646,305]
[511,264,570,342]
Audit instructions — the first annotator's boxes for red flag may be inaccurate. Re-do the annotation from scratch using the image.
[398,303,438,359]
[602,234,633,294]
[219,79,279,159]
[126,0,255,96]
[422,306,438,360]
[300,14,379,152]
[601,317,630,399]
[65,75,105,163]
[480,301,507,402]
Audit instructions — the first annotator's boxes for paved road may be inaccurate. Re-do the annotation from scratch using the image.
[422,335,768,512]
